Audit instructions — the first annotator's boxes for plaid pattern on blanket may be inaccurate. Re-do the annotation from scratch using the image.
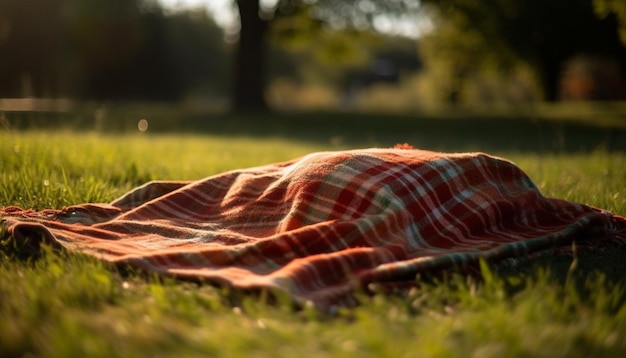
[2,148,625,308]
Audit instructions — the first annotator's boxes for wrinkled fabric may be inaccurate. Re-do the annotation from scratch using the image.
[2,148,625,308]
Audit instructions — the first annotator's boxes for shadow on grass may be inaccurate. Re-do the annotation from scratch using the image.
[184,111,626,153]
[3,108,626,153]
[491,242,626,309]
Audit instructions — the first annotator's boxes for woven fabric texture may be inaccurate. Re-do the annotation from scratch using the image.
[2,148,625,308]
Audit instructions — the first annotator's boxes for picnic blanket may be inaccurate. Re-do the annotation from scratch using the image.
[2,147,625,309]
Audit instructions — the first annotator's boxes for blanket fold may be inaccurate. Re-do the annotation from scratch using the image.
[2,148,625,308]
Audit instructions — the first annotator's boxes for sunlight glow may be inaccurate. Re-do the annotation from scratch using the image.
[158,0,425,38]
[159,0,237,29]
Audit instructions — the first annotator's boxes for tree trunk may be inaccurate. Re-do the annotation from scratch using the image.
[537,54,562,102]
[232,0,269,112]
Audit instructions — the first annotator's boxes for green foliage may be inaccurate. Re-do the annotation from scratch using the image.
[415,5,538,105]
[0,131,331,209]
[2,235,625,356]
[594,0,626,44]
[0,0,229,100]
[1,109,625,356]
[420,0,626,102]
[268,4,385,84]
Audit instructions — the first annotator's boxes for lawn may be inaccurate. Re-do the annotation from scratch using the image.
[1,107,626,357]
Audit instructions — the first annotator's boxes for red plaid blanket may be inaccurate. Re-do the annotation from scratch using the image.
[2,148,625,308]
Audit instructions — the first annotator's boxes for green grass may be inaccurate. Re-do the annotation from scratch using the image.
[1,109,626,357]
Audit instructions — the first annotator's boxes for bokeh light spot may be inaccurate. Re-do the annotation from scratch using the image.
[138,119,149,132]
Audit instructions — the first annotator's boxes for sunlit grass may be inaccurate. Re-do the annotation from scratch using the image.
[0,131,334,209]
[510,153,625,214]
[2,130,623,213]
[1,127,625,357]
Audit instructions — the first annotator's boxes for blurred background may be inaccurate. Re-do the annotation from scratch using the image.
[0,0,625,114]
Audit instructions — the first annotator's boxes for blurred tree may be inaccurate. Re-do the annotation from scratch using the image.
[231,0,420,112]
[421,0,626,102]
[265,32,421,110]
[0,0,229,101]
[66,0,229,101]
[163,9,231,100]
[267,5,382,93]
[64,0,157,99]
[417,5,521,104]
[341,35,422,91]
[0,0,65,97]
[594,0,626,44]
